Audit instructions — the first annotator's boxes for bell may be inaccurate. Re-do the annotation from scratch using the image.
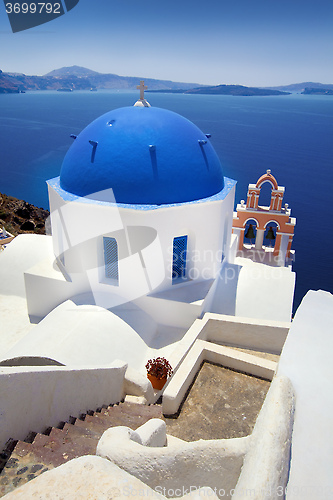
[245,224,255,240]
[266,227,276,240]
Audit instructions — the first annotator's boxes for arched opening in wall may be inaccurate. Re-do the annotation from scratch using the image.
[263,222,279,249]
[172,235,188,283]
[258,181,272,208]
[0,356,64,367]
[103,236,119,283]
[243,219,258,247]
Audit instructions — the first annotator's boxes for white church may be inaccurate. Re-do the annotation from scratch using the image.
[0,83,332,499]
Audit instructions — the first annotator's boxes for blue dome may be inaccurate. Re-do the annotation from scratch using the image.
[60,106,224,205]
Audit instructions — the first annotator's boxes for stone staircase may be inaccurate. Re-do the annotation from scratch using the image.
[0,402,164,498]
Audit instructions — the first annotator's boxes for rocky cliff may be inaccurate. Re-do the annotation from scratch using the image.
[0,193,49,235]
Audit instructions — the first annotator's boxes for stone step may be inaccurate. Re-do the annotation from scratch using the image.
[61,422,102,441]
[0,402,164,498]
[82,411,149,430]
[107,402,163,419]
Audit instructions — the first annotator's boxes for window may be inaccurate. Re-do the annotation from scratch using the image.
[103,237,119,282]
[172,235,188,282]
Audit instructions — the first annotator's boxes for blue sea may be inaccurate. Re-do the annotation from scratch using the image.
[0,90,332,312]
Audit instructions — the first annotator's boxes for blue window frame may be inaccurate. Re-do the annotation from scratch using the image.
[103,237,119,282]
[172,235,188,282]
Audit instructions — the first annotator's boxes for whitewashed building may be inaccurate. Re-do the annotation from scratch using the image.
[26,92,236,318]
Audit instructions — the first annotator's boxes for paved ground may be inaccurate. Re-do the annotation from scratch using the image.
[164,361,271,441]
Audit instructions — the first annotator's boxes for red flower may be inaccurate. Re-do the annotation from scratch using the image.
[145,357,173,380]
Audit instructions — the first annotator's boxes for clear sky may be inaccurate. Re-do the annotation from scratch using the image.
[0,0,332,86]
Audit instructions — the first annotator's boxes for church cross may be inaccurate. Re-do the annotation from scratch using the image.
[137,80,148,100]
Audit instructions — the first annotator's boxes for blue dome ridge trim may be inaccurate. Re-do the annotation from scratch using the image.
[60,106,225,205]
[48,176,236,211]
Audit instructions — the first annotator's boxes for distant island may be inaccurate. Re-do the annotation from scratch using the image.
[301,87,333,95]
[0,66,200,94]
[0,67,332,97]
[266,82,333,92]
[147,84,290,96]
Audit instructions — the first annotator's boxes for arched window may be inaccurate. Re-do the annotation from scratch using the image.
[263,222,279,248]
[103,237,119,282]
[172,235,188,282]
[257,181,272,208]
[244,219,258,246]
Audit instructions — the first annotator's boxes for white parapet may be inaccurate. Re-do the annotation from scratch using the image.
[0,360,127,449]
[277,290,333,500]
[229,232,239,264]
[232,376,295,499]
[1,455,220,499]
[124,366,155,404]
[134,419,167,447]
[198,313,291,354]
[96,422,249,497]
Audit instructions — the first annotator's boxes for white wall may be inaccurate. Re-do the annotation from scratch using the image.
[24,182,236,320]
[232,376,295,499]
[277,290,333,500]
[199,313,290,354]
[45,183,236,317]
[24,262,78,319]
[0,234,54,298]
[229,233,239,264]
[277,233,290,267]
[133,295,200,329]
[1,455,219,500]
[0,235,60,354]
[0,360,127,449]
[202,258,295,323]
[97,425,248,499]
[235,260,295,322]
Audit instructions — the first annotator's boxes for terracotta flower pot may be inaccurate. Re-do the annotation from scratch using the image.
[147,373,167,390]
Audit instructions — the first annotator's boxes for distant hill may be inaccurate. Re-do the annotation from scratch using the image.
[266,82,333,92]
[0,71,91,92]
[0,66,201,92]
[148,84,290,96]
[0,70,20,93]
[44,66,101,77]
[301,87,333,95]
